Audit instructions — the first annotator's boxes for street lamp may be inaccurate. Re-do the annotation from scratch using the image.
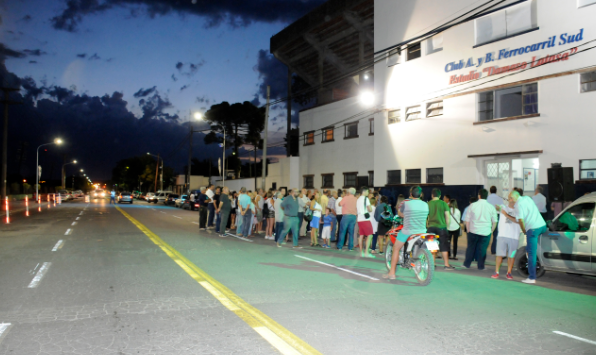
[62,159,77,188]
[36,138,63,201]
[147,152,163,192]
[359,91,375,107]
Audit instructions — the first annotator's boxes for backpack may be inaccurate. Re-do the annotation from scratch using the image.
[380,204,394,227]
[303,207,313,222]
[262,198,269,216]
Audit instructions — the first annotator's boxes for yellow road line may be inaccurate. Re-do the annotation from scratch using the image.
[115,206,321,355]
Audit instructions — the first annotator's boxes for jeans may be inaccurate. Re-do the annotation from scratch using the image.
[371,232,378,251]
[215,212,222,233]
[279,216,300,246]
[198,206,208,229]
[236,209,243,231]
[526,225,547,280]
[275,222,284,242]
[109,197,115,204]
[337,214,356,250]
[219,210,230,235]
[491,217,499,254]
[297,212,304,235]
[329,214,337,241]
[463,232,491,269]
[241,210,252,236]
[335,215,343,245]
[207,204,215,227]
[448,229,460,258]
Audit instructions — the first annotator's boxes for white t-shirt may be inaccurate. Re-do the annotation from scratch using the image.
[298,195,309,213]
[335,197,343,215]
[311,201,322,217]
[498,204,522,240]
[206,189,215,203]
[487,193,504,207]
[532,193,547,213]
[447,207,461,231]
[515,195,546,230]
[257,195,264,211]
[356,196,372,222]
[274,200,285,222]
[370,205,378,233]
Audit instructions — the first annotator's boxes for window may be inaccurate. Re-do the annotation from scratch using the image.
[406,169,421,184]
[303,175,314,188]
[387,170,401,185]
[321,174,334,188]
[580,159,596,180]
[304,131,315,145]
[369,119,374,135]
[474,0,537,46]
[388,109,400,124]
[580,71,596,93]
[405,105,421,121]
[426,33,443,55]
[345,122,358,138]
[551,203,595,232]
[578,0,596,7]
[426,101,443,117]
[322,127,334,142]
[368,171,374,186]
[343,172,357,188]
[427,168,444,183]
[387,48,400,66]
[407,42,421,61]
[478,83,538,121]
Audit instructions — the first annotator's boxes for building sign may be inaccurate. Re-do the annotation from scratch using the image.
[445,29,584,85]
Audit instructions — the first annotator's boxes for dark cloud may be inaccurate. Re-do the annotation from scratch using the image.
[23,49,47,56]
[51,0,326,32]
[138,92,179,120]
[20,15,33,22]
[29,60,37,64]
[0,44,26,59]
[88,53,100,60]
[77,53,87,58]
[105,58,114,62]
[195,95,210,105]
[175,62,183,70]
[171,74,177,82]
[180,85,189,91]
[133,86,156,98]
[176,60,205,77]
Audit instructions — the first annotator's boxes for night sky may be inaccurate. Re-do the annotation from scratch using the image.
[0,0,323,181]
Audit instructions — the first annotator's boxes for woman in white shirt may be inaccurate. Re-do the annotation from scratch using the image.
[447,199,462,260]
[310,192,323,247]
[357,187,374,258]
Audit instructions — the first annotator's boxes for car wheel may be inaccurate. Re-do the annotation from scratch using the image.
[514,246,546,279]
[130,201,133,204]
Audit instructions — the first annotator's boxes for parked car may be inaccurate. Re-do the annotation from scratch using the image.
[175,195,188,208]
[515,192,596,278]
[73,190,84,197]
[182,199,200,211]
[165,193,179,206]
[117,191,134,204]
[153,191,173,204]
[145,192,156,203]
[58,190,73,201]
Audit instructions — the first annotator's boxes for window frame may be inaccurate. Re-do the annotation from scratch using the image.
[579,159,596,180]
[405,105,422,121]
[303,175,314,189]
[426,167,444,184]
[407,42,421,61]
[405,169,422,184]
[477,82,538,122]
[303,131,315,146]
[387,170,401,185]
[343,172,358,188]
[580,70,596,93]
[426,101,444,118]
[321,173,334,188]
[473,0,538,48]
[426,33,443,55]
[321,126,334,143]
[388,109,400,124]
[344,122,359,139]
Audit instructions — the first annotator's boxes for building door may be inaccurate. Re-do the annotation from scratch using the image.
[485,159,512,199]
[357,176,369,190]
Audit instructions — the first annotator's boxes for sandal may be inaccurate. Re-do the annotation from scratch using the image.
[382,274,397,280]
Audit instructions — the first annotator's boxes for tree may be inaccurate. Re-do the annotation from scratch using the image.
[111,155,174,192]
[284,128,300,157]
[203,101,265,178]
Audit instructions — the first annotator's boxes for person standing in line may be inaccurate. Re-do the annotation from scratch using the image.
[248,196,257,237]
[426,188,455,270]
[327,191,338,242]
[256,189,265,234]
[334,190,344,245]
[321,208,333,248]
[230,192,237,229]
[374,196,393,254]
[274,191,285,243]
[446,199,461,260]
[298,188,309,238]
[320,189,329,233]
[369,197,379,254]
[356,187,375,257]
[205,184,216,229]
[278,188,302,249]
[532,186,548,221]
[310,192,323,247]
[217,187,232,238]
[337,188,357,251]
[214,187,222,233]
[197,188,209,231]
[487,186,504,255]
[492,195,521,279]
[237,187,251,237]
[189,191,196,204]
[463,189,498,270]
[265,192,275,240]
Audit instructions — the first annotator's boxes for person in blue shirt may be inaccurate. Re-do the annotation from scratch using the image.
[321,208,333,248]
[109,190,116,204]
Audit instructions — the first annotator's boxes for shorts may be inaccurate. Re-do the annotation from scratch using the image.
[497,237,519,257]
[358,221,374,236]
[310,216,320,228]
[397,231,410,243]
[321,226,331,239]
[267,210,275,218]
[428,227,449,252]
[256,211,263,220]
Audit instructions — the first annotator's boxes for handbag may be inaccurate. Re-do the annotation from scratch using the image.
[381,205,394,227]
[363,197,370,219]
[304,207,313,222]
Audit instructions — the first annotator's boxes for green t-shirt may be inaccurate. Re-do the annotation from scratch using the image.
[428,199,449,229]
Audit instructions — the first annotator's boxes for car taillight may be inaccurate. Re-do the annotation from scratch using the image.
[195,204,199,207]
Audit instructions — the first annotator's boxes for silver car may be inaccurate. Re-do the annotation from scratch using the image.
[117,192,133,204]
[515,192,596,278]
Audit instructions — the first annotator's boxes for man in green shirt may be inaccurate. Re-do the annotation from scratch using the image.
[427,188,455,270]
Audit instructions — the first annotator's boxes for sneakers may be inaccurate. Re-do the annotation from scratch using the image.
[219,234,227,238]
[292,246,303,249]
[506,273,513,280]
[444,266,455,271]
[491,273,499,279]
[322,244,330,248]
[521,278,536,284]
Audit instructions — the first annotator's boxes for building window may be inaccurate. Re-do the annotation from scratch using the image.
[580,70,596,93]
[303,175,314,188]
[304,131,315,145]
[387,48,399,66]
[388,109,400,124]
[580,159,596,180]
[405,105,421,121]
[406,169,421,184]
[369,119,374,135]
[322,174,334,188]
[478,83,538,121]
[426,101,444,117]
[407,42,421,61]
[427,168,444,183]
[322,127,334,142]
[344,122,358,139]
[343,172,357,188]
[368,171,374,186]
[474,0,537,46]
[387,170,401,185]
[426,33,443,55]
[578,0,596,8]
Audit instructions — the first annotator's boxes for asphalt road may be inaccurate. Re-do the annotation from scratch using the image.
[1,198,595,355]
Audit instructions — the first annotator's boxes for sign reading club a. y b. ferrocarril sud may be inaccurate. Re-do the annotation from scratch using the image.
[445,28,584,85]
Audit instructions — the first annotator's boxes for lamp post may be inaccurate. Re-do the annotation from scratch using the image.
[186,111,203,194]
[62,159,77,188]
[209,123,227,187]
[147,153,163,192]
[36,138,62,201]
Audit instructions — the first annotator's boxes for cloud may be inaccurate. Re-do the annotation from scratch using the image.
[175,62,183,70]
[195,95,210,105]
[171,74,177,82]
[19,15,33,22]
[0,44,26,59]
[51,0,326,32]
[180,85,189,91]
[23,49,47,56]
[138,91,179,120]
[77,53,87,58]
[176,60,205,77]
[133,86,156,98]
[88,53,100,60]
[29,60,37,64]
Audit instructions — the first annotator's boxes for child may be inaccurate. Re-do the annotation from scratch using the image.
[321,208,333,248]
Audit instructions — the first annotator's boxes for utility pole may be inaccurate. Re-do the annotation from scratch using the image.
[286,68,292,157]
[154,154,159,192]
[261,86,270,191]
[254,146,257,191]
[1,87,20,201]
[187,117,192,194]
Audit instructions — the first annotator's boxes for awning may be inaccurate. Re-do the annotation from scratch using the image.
[467,150,543,158]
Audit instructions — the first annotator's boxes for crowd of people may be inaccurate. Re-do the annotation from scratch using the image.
[189,183,548,284]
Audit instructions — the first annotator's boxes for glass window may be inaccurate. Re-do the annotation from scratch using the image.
[405,106,421,121]
[478,91,494,121]
[368,171,374,186]
[426,33,443,55]
[387,48,400,66]
[580,71,596,93]
[580,159,596,180]
[552,203,595,232]
[345,123,358,138]
[388,109,400,124]
[322,127,334,142]
[427,168,444,183]
[387,170,401,185]
[322,174,334,188]
[304,131,315,145]
[578,0,596,7]
[474,0,537,46]
[481,83,538,121]
[406,169,421,184]
[407,43,421,61]
[303,176,314,188]
[426,101,444,117]
[522,83,538,115]
[344,173,357,187]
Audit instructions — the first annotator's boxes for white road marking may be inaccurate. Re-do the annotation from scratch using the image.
[64,229,72,235]
[79,211,83,215]
[294,255,380,281]
[225,233,253,243]
[28,262,52,288]
[160,211,166,214]
[71,222,77,226]
[173,216,182,219]
[0,323,13,345]
[553,331,596,346]
[192,222,199,225]
[51,240,64,251]
[76,217,80,220]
